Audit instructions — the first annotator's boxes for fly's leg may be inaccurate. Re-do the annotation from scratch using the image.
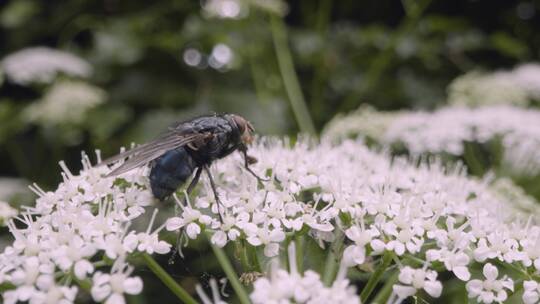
[170,166,202,264]
[241,148,269,182]
[185,166,202,198]
[204,166,225,223]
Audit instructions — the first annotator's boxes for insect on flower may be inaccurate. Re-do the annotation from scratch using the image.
[100,114,265,218]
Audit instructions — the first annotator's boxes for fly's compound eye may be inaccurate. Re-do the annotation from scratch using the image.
[231,114,254,145]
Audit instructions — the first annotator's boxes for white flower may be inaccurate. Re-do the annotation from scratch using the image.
[343,223,379,265]
[473,230,521,263]
[91,263,143,304]
[125,209,171,255]
[520,231,540,271]
[250,243,360,304]
[2,136,540,303]
[426,248,470,281]
[246,226,285,257]
[523,280,540,304]
[1,47,91,85]
[393,266,442,300]
[465,263,513,303]
[0,151,163,303]
[166,197,212,240]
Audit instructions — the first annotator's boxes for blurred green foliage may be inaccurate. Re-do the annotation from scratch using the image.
[1,0,540,187]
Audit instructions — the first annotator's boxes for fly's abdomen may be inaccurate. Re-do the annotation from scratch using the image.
[149,147,196,200]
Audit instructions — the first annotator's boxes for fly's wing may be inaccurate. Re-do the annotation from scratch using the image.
[101,130,210,177]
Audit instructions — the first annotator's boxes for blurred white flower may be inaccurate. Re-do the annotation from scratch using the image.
[448,71,529,107]
[202,0,248,19]
[209,44,234,70]
[183,48,203,67]
[490,178,540,217]
[1,47,91,85]
[182,44,235,71]
[325,105,540,177]
[0,177,29,202]
[447,63,540,106]
[514,63,540,99]
[0,201,17,226]
[322,105,402,142]
[465,263,513,304]
[23,80,106,125]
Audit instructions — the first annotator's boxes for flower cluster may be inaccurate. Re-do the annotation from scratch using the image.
[166,138,540,302]
[1,47,92,85]
[391,266,442,303]
[323,105,540,177]
[250,243,360,304]
[1,138,540,303]
[0,153,169,304]
[447,63,540,107]
[465,263,513,303]
[23,80,107,126]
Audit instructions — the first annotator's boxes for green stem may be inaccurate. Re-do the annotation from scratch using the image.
[248,54,270,103]
[463,142,485,176]
[247,242,262,273]
[360,251,394,303]
[237,240,251,271]
[270,14,316,135]
[207,234,251,304]
[295,234,305,273]
[74,277,91,292]
[370,270,398,304]
[322,230,344,286]
[141,253,198,304]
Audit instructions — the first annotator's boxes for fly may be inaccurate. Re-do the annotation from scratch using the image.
[100,113,265,220]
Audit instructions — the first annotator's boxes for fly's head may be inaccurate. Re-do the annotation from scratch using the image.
[229,114,255,146]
